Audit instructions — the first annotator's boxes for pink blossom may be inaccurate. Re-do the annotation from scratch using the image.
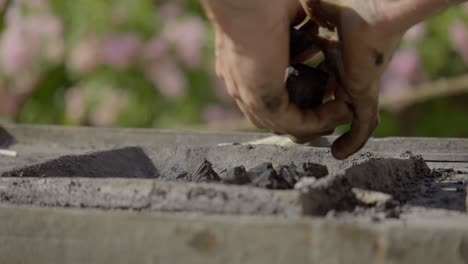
[157,2,183,22]
[202,104,242,124]
[102,33,143,70]
[386,49,421,83]
[449,20,468,65]
[90,90,129,127]
[28,14,63,37]
[24,0,45,9]
[163,17,207,69]
[145,58,188,98]
[0,26,36,76]
[403,22,427,43]
[140,37,169,64]
[65,86,86,124]
[68,34,103,74]
[381,49,422,97]
[26,14,65,63]
[0,0,7,11]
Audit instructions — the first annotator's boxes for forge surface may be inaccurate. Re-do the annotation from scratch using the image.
[0,124,467,264]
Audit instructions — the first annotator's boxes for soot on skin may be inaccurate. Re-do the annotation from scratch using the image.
[288,27,329,110]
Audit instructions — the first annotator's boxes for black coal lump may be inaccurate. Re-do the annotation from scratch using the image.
[247,163,289,190]
[192,159,221,183]
[290,27,313,59]
[276,164,301,188]
[298,162,329,178]
[221,166,250,185]
[286,64,328,110]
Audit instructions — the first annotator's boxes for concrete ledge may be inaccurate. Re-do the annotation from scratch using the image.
[0,178,302,217]
[0,205,467,264]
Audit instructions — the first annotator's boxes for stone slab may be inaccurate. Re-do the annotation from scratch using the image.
[0,205,467,264]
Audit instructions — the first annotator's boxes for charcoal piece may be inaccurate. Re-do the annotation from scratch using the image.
[299,162,329,178]
[286,64,328,110]
[247,163,289,190]
[221,166,250,185]
[0,126,16,148]
[250,170,277,189]
[247,163,275,181]
[2,147,158,178]
[276,164,301,188]
[290,27,313,59]
[192,159,220,183]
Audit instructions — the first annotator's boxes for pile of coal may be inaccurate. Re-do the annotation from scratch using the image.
[163,159,329,190]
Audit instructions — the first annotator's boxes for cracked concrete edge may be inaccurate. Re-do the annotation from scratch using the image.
[0,177,303,217]
[0,153,430,217]
[0,205,467,264]
[4,124,468,155]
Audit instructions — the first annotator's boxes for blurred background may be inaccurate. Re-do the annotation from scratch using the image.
[0,0,467,137]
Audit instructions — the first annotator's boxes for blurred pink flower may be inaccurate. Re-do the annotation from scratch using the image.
[403,22,427,43]
[202,104,242,124]
[0,0,7,11]
[157,2,183,22]
[68,34,103,74]
[91,90,129,127]
[0,26,37,76]
[24,0,46,9]
[140,37,169,64]
[163,17,207,69]
[381,49,422,96]
[27,14,65,63]
[145,58,188,98]
[449,20,468,65]
[102,33,143,70]
[65,86,86,124]
[1,6,65,76]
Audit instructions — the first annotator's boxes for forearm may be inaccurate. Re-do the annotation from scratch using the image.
[380,0,467,33]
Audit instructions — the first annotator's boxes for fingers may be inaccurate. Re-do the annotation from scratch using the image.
[332,101,379,159]
[331,93,379,160]
[284,98,352,137]
[299,0,343,29]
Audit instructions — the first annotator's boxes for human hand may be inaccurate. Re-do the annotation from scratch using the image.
[298,0,404,159]
[200,0,353,143]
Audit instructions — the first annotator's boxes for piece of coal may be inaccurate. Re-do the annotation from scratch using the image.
[247,163,289,190]
[0,126,16,148]
[299,162,329,178]
[247,163,274,181]
[192,159,221,183]
[286,64,328,109]
[2,147,158,178]
[220,166,250,185]
[276,164,301,188]
[290,27,313,59]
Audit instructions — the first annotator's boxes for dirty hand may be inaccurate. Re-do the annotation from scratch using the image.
[296,0,402,159]
[299,0,466,159]
[200,0,353,143]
